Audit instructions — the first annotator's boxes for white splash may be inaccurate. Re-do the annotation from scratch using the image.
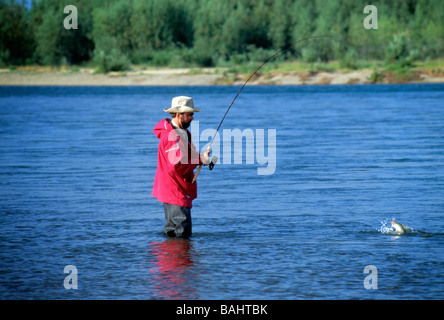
[378,218,414,235]
[378,218,397,234]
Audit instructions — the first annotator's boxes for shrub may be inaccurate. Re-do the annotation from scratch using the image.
[93,48,131,73]
[340,48,359,70]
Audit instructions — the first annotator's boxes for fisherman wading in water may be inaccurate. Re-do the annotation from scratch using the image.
[152,96,210,238]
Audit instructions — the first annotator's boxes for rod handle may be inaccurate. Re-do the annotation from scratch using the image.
[192,164,203,184]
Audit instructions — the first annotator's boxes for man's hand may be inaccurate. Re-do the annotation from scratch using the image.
[201,148,211,166]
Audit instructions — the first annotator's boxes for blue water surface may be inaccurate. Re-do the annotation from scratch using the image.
[0,84,443,299]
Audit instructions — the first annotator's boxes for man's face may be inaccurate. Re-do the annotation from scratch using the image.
[178,113,194,129]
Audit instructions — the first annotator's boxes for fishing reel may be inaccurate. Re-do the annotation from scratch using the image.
[209,156,218,171]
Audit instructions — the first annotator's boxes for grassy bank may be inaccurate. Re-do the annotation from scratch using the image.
[1,58,443,86]
[212,57,444,84]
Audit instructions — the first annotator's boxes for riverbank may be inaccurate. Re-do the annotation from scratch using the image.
[1,63,443,86]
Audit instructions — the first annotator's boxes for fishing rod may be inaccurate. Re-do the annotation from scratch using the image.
[192,35,330,184]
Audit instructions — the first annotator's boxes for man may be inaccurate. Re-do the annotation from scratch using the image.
[152,96,210,238]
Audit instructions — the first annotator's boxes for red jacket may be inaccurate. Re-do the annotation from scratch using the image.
[152,118,202,208]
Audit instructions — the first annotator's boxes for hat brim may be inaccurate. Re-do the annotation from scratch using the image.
[164,106,201,113]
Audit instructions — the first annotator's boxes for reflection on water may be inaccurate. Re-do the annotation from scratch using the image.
[147,238,199,300]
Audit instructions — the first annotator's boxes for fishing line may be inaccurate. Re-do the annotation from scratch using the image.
[192,35,331,183]
[210,35,330,146]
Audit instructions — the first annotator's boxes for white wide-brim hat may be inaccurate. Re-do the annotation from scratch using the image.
[164,96,201,113]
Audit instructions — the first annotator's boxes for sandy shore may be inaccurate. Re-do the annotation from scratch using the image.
[1,66,443,86]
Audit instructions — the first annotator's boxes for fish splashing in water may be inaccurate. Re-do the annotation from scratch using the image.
[379,218,414,235]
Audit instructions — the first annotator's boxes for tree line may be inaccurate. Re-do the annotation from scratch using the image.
[1,0,443,71]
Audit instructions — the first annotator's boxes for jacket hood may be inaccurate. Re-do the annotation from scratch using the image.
[154,118,174,139]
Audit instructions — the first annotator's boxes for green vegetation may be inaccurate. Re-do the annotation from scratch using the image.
[1,0,443,74]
